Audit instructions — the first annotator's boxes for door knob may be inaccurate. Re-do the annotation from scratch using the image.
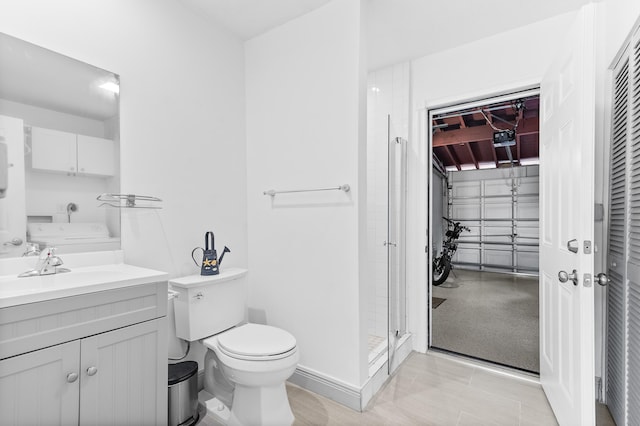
[66,372,78,383]
[558,270,579,286]
[86,366,98,376]
[595,273,609,286]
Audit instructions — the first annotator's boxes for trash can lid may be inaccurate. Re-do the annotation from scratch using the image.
[168,361,198,386]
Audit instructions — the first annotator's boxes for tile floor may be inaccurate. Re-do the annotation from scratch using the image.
[288,351,556,425]
[199,351,615,425]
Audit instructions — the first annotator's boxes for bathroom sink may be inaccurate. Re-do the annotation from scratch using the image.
[0,263,168,308]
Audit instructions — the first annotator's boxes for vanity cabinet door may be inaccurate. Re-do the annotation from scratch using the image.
[31,127,77,174]
[79,317,167,426]
[0,340,80,426]
[76,134,115,176]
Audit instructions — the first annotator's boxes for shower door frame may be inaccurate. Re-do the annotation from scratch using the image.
[387,115,408,374]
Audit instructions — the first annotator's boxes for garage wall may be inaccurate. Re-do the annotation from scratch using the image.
[446,166,539,274]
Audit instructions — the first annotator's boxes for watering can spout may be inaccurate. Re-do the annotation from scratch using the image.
[218,246,231,265]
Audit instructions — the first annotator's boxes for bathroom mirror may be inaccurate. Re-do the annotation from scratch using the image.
[0,32,120,258]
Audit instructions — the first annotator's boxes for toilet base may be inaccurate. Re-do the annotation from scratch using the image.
[199,391,230,424]
[229,382,294,426]
[199,385,294,426]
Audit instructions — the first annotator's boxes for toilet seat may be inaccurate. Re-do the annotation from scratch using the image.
[216,324,297,361]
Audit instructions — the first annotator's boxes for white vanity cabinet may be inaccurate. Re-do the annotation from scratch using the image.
[0,281,168,426]
[31,126,115,177]
[0,340,80,425]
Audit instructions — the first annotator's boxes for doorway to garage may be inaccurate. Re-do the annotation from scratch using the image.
[429,91,540,374]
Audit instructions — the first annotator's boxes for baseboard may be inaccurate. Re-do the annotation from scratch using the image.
[289,333,414,412]
[288,366,362,411]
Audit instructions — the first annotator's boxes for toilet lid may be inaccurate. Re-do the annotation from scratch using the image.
[217,324,296,358]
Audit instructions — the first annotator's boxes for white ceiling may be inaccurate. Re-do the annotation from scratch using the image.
[365,0,596,70]
[180,0,597,70]
[179,0,332,40]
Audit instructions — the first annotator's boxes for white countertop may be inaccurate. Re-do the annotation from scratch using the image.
[0,262,168,308]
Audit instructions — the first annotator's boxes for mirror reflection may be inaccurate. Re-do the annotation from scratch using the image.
[0,32,120,258]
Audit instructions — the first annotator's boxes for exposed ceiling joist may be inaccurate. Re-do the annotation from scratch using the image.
[433,117,538,147]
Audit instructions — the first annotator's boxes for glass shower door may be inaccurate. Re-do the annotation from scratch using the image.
[387,115,407,374]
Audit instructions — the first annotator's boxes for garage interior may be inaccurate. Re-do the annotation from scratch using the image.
[430,94,541,373]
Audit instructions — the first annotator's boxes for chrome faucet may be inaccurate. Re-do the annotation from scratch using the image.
[18,247,70,277]
[36,247,64,275]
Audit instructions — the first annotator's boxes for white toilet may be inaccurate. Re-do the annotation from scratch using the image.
[170,268,299,426]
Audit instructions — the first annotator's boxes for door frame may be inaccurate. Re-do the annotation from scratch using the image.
[424,87,541,351]
[409,81,543,354]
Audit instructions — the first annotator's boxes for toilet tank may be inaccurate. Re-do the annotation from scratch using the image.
[170,268,248,341]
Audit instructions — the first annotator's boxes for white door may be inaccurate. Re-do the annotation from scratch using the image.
[0,115,26,256]
[539,5,596,425]
[0,340,80,425]
[80,318,167,425]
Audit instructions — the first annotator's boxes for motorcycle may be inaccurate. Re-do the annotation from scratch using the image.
[432,217,470,286]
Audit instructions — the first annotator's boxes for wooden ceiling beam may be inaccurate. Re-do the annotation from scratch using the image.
[433,117,539,147]
[466,143,479,169]
[445,146,461,171]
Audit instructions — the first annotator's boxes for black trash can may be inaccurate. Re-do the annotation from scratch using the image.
[168,361,199,426]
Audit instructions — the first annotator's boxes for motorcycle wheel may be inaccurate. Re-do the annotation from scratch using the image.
[432,261,451,286]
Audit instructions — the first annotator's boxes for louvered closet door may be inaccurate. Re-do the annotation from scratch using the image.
[627,31,640,426]
[607,56,629,426]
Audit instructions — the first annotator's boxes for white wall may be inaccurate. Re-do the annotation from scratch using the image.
[406,12,579,353]
[0,0,247,364]
[245,0,368,388]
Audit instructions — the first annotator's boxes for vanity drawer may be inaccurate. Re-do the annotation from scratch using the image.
[0,281,167,359]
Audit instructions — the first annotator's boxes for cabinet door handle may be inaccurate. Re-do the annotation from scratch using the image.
[86,366,98,376]
[66,372,78,383]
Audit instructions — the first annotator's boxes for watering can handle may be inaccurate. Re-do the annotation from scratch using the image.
[205,232,215,251]
[191,247,203,267]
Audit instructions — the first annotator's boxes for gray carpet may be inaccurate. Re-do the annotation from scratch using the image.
[432,269,539,373]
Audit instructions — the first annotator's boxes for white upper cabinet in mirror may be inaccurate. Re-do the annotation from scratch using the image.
[0,32,120,259]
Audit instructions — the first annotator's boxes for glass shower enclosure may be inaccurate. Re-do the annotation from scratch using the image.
[366,114,407,376]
